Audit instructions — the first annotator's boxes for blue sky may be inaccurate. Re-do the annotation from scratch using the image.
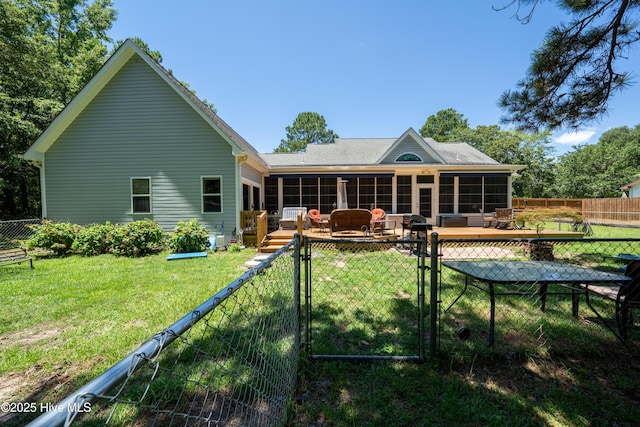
[107,1,640,156]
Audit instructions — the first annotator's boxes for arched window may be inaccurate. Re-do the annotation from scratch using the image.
[395,152,422,162]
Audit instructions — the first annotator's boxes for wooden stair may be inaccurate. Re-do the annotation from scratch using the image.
[259,231,297,253]
[258,211,305,253]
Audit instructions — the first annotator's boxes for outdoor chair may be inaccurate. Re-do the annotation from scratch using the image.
[583,259,640,340]
[370,208,386,233]
[308,209,322,228]
[494,208,516,229]
[483,211,496,228]
[280,207,307,230]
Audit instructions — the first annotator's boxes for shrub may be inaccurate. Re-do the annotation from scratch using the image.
[73,222,114,256]
[227,242,243,252]
[108,219,165,257]
[168,219,211,253]
[25,220,81,256]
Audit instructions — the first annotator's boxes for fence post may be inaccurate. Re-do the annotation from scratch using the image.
[429,232,439,356]
[293,233,302,354]
[419,237,426,361]
[302,235,311,354]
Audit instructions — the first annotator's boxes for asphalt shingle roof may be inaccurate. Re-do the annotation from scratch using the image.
[259,136,500,167]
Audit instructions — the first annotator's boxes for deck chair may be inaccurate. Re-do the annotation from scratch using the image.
[308,209,322,228]
[583,259,640,340]
[370,208,385,233]
[494,208,515,229]
[483,212,496,228]
[280,207,307,230]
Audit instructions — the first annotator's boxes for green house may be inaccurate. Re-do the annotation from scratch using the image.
[23,40,523,241]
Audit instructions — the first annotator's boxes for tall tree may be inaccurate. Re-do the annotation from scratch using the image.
[0,0,116,218]
[419,108,469,141]
[498,0,640,132]
[553,125,640,198]
[275,112,339,153]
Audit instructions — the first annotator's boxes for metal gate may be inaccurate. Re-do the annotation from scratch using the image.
[303,237,431,361]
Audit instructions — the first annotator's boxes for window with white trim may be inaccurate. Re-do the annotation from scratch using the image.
[131,177,151,214]
[202,177,222,213]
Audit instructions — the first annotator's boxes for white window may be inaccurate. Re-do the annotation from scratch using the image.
[131,177,151,214]
[202,176,222,213]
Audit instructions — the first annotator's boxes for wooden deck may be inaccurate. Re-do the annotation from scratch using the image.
[274,225,581,239]
[259,225,583,252]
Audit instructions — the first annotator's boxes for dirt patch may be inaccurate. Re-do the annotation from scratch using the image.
[0,325,62,347]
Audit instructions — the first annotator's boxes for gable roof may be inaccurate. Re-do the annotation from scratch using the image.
[259,127,509,169]
[23,39,266,168]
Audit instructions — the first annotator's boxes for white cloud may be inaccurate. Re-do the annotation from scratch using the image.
[553,129,596,145]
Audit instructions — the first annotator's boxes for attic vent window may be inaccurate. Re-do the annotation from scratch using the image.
[396,153,422,162]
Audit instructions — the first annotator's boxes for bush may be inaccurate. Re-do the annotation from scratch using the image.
[73,222,114,256]
[108,219,165,257]
[25,220,81,256]
[227,242,243,252]
[168,219,211,253]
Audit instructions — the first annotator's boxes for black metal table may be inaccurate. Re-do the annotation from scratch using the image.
[442,260,631,346]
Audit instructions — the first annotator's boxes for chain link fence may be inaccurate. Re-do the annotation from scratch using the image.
[28,238,301,427]
[0,219,41,247]
[435,237,640,352]
[21,232,640,425]
[303,238,431,361]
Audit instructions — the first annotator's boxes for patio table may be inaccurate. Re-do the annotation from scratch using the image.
[442,260,631,346]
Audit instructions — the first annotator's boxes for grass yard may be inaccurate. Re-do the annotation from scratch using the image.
[3,224,640,426]
[290,228,640,427]
[0,249,257,426]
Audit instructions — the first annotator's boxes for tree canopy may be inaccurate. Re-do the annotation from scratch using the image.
[420,109,556,198]
[275,112,339,153]
[419,108,468,141]
[553,125,640,198]
[498,0,640,132]
[0,0,116,218]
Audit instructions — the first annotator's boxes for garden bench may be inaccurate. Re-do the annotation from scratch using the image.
[0,247,33,269]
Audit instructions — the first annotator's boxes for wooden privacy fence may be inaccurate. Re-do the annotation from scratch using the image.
[582,198,640,226]
[513,198,583,210]
[513,198,640,227]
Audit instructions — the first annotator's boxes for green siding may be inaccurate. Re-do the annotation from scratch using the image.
[44,56,237,235]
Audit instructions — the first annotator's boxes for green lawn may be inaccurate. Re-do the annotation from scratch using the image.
[0,249,256,425]
[549,221,640,238]
[3,226,640,426]
[291,231,640,426]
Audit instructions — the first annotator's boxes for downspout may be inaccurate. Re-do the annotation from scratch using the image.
[235,153,248,239]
